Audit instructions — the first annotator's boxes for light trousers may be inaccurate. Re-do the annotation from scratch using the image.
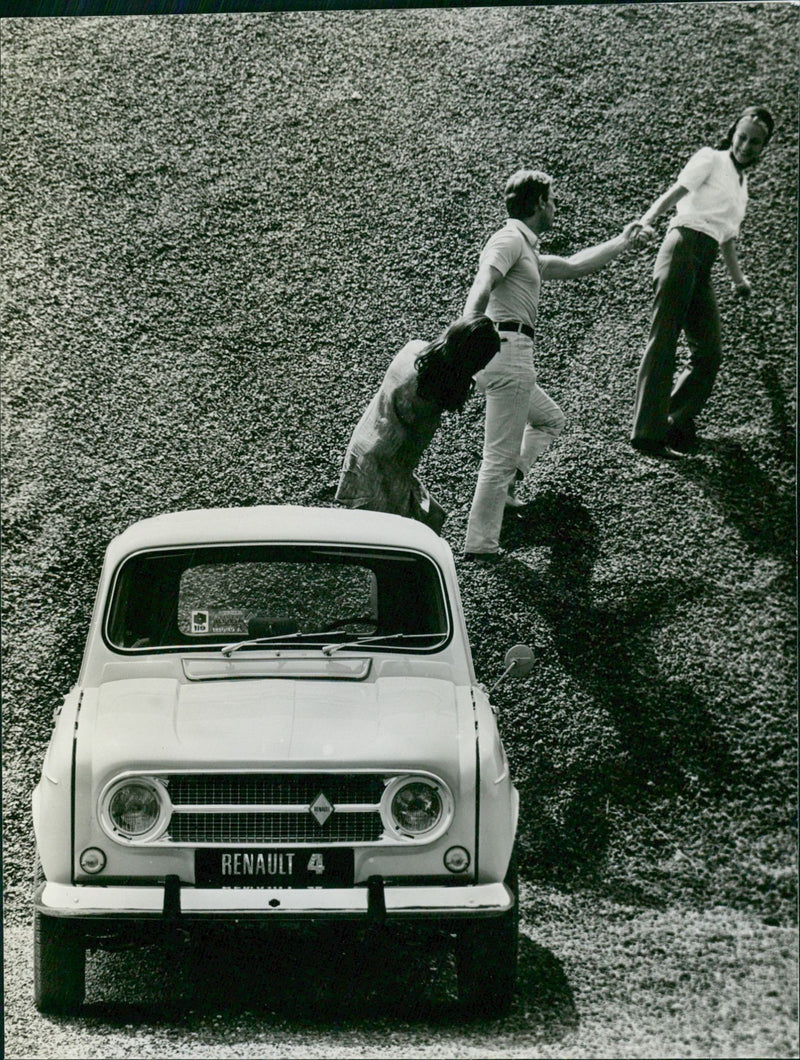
[465,335,565,554]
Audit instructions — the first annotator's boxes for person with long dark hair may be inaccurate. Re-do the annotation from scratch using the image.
[630,105,775,458]
[335,315,500,533]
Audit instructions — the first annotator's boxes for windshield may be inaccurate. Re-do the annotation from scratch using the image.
[105,544,451,654]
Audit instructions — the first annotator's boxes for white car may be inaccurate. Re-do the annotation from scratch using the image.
[33,505,532,1015]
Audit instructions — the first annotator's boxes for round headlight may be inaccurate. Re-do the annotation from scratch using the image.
[104,778,167,840]
[390,779,444,836]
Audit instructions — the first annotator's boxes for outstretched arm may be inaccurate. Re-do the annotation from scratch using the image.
[463,263,504,317]
[541,222,638,280]
[633,181,690,244]
[639,181,689,228]
[721,238,751,298]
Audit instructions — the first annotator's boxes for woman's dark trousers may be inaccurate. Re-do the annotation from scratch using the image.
[632,226,721,444]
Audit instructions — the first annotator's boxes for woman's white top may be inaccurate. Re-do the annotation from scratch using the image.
[669,146,748,244]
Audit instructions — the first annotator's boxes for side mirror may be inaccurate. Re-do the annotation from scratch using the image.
[487,644,535,696]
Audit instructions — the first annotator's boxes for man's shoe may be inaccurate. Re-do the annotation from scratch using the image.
[630,438,685,460]
[505,471,526,508]
[666,418,699,454]
[462,548,507,563]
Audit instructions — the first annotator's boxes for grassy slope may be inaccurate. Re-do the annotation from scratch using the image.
[1,5,797,921]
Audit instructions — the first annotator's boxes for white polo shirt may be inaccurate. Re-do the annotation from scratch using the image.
[479,218,542,329]
[669,147,748,245]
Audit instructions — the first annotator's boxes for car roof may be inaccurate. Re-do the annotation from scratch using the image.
[104,505,451,566]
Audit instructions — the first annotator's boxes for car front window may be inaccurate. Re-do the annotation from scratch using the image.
[105,544,450,654]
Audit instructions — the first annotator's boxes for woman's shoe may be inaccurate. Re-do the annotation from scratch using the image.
[666,418,699,454]
[630,437,685,460]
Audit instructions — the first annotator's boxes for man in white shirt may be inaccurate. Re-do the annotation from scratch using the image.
[461,168,635,561]
[631,106,774,457]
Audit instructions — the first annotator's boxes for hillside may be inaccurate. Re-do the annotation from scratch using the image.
[1,2,796,935]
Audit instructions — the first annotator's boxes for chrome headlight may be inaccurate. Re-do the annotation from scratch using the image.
[100,776,170,842]
[383,775,453,840]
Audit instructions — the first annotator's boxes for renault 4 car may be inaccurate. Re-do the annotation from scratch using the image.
[33,505,532,1015]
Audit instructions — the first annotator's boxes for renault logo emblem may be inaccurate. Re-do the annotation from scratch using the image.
[309,792,333,826]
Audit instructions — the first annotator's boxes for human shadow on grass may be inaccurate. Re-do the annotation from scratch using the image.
[758,360,796,469]
[681,434,795,576]
[82,925,577,1034]
[497,491,736,806]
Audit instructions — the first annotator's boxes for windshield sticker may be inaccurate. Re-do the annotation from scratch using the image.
[189,609,248,636]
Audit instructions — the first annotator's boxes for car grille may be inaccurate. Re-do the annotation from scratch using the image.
[163,773,386,845]
[169,811,382,843]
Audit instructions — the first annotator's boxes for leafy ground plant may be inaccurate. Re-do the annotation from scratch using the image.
[1,4,797,1054]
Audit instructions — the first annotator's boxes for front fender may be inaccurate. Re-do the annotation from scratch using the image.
[473,687,517,883]
[33,687,82,883]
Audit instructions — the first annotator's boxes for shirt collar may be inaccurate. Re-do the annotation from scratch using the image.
[726,149,748,186]
[506,217,540,250]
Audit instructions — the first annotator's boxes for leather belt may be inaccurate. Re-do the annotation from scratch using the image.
[496,320,535,341]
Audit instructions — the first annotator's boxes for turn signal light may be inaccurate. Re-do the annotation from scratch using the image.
[79,847,107,874]
[444,846,470,873]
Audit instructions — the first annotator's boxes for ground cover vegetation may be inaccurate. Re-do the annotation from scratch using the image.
[1,0,796,947]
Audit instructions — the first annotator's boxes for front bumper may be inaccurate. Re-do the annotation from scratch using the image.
[36,878,513,922]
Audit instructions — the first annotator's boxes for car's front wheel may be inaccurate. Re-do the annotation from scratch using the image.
[455,853,518,1017]
[33,858,85,1015]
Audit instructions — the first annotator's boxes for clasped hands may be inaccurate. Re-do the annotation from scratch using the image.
[622,220,657,248]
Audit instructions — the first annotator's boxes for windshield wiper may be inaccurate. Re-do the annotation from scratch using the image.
[221,631,332,657]
[321,633,447,656]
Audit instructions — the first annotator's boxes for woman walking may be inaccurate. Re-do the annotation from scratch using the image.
[630,105,775,458]
[335,315,500,533]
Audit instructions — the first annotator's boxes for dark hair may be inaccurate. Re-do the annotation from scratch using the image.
[415,315,500,412]
[717,105,775,150]
[504,168,552,220]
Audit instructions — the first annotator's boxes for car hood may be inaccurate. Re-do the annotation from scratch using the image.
[79,676,473,784]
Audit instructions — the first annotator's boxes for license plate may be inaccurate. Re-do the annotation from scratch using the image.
[195,848,354,889]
